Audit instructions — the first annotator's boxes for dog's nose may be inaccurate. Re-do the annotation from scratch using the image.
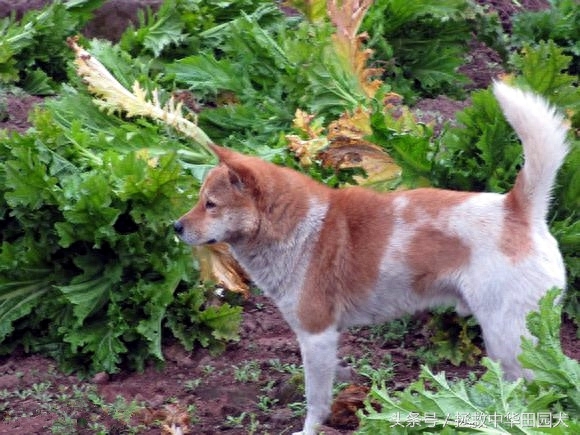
[173,221,184,235]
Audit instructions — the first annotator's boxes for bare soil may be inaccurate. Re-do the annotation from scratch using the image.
[1,1,577,434]
[0,296,577,434]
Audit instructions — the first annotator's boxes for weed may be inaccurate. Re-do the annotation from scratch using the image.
[50,415,78,434]
[415,345,446,367]
[225,411,263,433]
[183,378,202,392]
[94,395,145,426]
[268,359,302,376]
[368,316,414,344]
[201,364,216,376]
[288,401,307,417]
[13,381,52,400]
[257,394,279,413]
[87,422,109,434]
[225,411,246,428]
[187,403,199,425]
[261,379,277,394]
[233,360,262,383]
[346,353,395,385]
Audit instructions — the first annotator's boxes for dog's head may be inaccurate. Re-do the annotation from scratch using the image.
[174,145,261,246]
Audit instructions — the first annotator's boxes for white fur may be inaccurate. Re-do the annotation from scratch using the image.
[492,81,569,222]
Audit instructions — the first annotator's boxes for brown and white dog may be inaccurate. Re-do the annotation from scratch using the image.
[174,82,568,435]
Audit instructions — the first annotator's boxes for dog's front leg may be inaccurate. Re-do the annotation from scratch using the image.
[293,327,339,435]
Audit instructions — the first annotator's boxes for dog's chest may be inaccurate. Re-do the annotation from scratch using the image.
[230,200,328,298]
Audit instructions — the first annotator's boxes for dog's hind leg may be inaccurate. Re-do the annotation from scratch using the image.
[470,282,541,380]
[477,308,535,380]
[293,327,339,435]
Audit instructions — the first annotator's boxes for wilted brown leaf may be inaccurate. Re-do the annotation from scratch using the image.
[286,109,329,166]
[327,106,372,139]
[196,244,250,298]
[329,384,376,429]
[287,107,402,188]
[293,108,325,139]
[327,0,383,98]
[138,403,191,434]
[287,134,329,166]
[323,109,401,187]
[327,0,373,42]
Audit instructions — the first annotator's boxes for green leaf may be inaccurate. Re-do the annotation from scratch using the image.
[4,140,61,209]
[369,109,434,187]
[126,4,187,57]
[200,303,242,343]
[511,0,580,75]
[0,1,102,89]
[361,0,473,100]
[168,54,249,96]
[135,272,181,361]
[55,172,121,247]
[286,0,327,22]
[437,88,520,193]
[519,289,580,414]
[0,279,54,341]
[63,320,127,374]
[21,69,54,95]
[510,41,580,110]
[57,262,122,326]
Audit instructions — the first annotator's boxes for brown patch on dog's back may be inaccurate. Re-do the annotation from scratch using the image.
[501,174,532,261]
[398,189,474,223]
[407,226,471,295]
[297,188,395,333]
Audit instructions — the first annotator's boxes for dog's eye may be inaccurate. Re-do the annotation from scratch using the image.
[205,200,217,210]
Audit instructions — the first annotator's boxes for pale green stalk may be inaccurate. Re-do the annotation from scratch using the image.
[67,37,214,156]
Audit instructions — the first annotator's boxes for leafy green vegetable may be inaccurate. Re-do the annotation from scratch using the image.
[0,0,105,92]
[0,93,241,374]
[357,290,580,434]
[437,88,521,193]
[511,0,580,77]
[519,289,580,414]
[360,0,477,101]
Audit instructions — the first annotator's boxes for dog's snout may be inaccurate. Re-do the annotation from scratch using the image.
[173,220,184,235]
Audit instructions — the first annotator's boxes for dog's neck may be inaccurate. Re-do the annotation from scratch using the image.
[228,197,329,298]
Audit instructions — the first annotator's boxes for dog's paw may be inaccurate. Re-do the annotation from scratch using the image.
[291,432,304,435]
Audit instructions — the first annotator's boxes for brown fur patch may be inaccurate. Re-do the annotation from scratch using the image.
[501,174,532,261]
[216,151,318,242]
[297,187,394,333]
[406,226,471,295]
[397,189,474,223]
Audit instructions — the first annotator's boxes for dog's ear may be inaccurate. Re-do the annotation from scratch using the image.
[227,166,245,190]
[225,162,257,192]
[210,144,240,163]
[209,144,260,194]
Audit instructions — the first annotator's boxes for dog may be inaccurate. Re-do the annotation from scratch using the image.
[174,82,568,435]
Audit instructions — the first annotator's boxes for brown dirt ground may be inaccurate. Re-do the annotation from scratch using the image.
[0,296,577,434]
[1,1,578,434]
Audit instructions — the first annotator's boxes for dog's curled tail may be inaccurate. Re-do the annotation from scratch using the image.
[493,81,570,222]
